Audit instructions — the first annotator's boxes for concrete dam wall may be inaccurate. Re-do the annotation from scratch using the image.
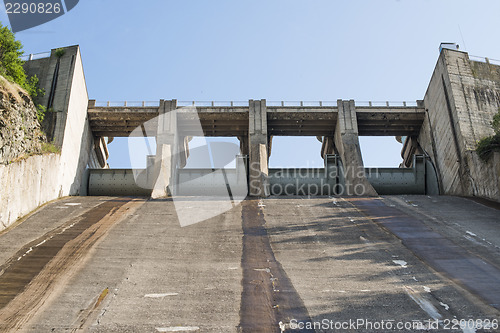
[1,44,500,232]
[414,48,500,201]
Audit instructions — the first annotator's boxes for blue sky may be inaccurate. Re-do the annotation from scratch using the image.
[2,0,500,168]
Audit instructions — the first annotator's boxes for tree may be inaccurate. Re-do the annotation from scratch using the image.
[0,23,27,86]
[0,22,44,119]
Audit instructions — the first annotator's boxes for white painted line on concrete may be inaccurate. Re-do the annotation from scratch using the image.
[156,327,199,332]
[145,293,179,298]
[254,268,270,273]
[405,286,442,321]
[466,231,477,237]
[393,260,408,268]
[439,302,450,310]
[65,203,81,206]
[359,236,370,243]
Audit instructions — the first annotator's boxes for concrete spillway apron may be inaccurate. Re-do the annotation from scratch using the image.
[239,199,313,332]
[0,198,143,331]
[348,197,500,309]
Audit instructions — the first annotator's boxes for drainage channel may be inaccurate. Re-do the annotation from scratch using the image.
[239,199,313,332]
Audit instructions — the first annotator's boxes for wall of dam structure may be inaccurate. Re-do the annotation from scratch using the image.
[85,47,499,201]
[415,48,500,202]
[0,46,107,232]
[2,43,500,232]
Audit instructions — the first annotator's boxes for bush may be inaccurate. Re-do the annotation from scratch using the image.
[476,109,500,161]
[492,111,500,135]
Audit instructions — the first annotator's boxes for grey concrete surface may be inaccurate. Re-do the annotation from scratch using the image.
[0,196,112,263]
[382,195,500,271]
[264,196,499,332]
[0,195,499,332]
[20,198,243,333]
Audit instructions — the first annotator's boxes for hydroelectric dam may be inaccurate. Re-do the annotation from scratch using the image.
[0,44,499,331]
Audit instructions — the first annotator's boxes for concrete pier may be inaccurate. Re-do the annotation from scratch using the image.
[248,99,270,197]
[334,100,377,196]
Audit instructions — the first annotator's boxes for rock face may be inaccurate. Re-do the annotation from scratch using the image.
[0,76,45,164]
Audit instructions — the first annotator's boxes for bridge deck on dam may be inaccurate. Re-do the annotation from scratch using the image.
[0,195,499,331]
[87,101,425,137]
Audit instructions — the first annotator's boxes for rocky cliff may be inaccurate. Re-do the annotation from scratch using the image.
[0,76,45,164]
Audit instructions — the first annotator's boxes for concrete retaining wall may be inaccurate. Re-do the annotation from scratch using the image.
[0,153,61,230]
[0,46,104,231]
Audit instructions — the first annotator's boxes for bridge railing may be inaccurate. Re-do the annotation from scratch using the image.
[93,101,160,107]
[91,100,420,108]
[177,101,248,107]
[469,55,500,66]
[266,101,338,107]
[356,101,418,107]
[20,51,51,61]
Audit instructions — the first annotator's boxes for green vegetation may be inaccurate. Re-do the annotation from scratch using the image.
[41,141,60,154]
[0,22,45,121]
[476,109,500,161]
[55,47,65,58]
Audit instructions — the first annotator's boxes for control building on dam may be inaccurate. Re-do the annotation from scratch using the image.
[1,43,499,230]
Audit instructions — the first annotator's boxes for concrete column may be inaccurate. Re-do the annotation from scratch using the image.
[151,99,178,198]
[248,99,270,197]
[334,100,377,196]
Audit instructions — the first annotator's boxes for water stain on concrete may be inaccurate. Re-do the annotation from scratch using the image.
[0,198,141,331]
[239,199,313,333]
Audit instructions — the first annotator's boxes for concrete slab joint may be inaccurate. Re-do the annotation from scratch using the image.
[334,99,378,196]
[248,99,270,197]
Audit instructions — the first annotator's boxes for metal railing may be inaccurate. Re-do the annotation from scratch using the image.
[20,51,51,61]
[94,101,160,107]
[469,55,500,66]
[356,101,418,107]
[177,101,248,107]
[92,100,420,108]
[266,101,338,107]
